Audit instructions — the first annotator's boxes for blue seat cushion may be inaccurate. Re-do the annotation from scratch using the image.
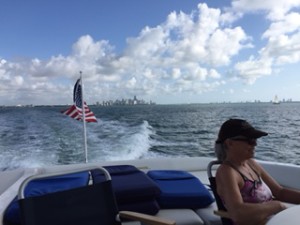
[91,165,161,215]
[91,165,161,203]
[4,172,89,225]
[147,170,214,209]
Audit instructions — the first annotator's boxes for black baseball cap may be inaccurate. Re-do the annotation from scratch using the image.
[216,119,268,144]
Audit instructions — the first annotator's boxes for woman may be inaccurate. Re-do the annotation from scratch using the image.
[215,119,300,225]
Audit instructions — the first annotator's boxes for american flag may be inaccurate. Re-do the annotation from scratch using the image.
[62,78,97,123]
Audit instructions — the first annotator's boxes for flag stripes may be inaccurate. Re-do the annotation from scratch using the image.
[62,77,97,123]
[62,103,97,122]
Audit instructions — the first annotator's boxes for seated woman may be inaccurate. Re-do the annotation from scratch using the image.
[214,118,300,225]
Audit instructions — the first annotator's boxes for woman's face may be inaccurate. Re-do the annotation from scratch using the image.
[226,138,257,159]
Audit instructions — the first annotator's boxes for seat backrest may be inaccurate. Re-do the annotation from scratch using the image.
[4,171,90,225]
[18,167,121,225]
[207,161,234,225]
[91,165,161,215]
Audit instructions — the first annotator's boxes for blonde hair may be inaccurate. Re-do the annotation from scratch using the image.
[214,142,227,162]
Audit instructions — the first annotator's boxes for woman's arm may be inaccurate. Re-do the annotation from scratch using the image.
[216,164,285,225]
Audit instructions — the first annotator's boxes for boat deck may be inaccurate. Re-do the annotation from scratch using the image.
[1,157,300,225]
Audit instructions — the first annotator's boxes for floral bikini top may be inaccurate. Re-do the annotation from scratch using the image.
[225,161,273,203]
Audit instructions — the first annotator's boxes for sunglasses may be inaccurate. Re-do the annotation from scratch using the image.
[230,137,257,145]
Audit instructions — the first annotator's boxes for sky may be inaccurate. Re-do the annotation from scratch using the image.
[1,0,300,106]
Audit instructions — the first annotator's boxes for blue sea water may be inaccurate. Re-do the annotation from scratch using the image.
[1,103,300,170]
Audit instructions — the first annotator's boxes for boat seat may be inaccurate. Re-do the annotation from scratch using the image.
[3,171,90,225]
[207,161,233,225]
[16,166,175,225]
[91,165,161,215]
[147,170,214,209]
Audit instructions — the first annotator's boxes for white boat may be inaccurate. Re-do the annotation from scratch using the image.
[1,156,300,225]
[273,95,280,104]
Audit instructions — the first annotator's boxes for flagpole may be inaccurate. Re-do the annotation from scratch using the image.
[80,71,88,163]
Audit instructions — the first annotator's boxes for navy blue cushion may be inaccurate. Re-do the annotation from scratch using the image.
[147,170,214,209]
[4,172,89,225]
[91,165,161,215]
[92,165,161,203]
[103,164,138,175]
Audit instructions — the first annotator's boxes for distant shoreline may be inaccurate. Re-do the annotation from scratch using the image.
[1,101,300,108]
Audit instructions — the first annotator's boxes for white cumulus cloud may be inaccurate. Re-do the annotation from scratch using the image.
[1,2,300,105]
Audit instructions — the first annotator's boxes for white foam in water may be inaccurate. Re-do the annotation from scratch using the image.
[115,120,154,160]
[89,120,157,162]
[0,148,49,170]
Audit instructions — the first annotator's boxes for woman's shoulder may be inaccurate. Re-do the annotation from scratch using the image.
[216,162,239,180]
[216,162,244,190]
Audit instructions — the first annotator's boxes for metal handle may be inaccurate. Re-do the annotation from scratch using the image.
[18,166,110,199]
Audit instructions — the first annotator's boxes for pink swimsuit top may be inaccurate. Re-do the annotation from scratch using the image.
[225,161,273,203]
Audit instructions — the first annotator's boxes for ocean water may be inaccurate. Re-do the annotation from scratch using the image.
[1,103,300,170]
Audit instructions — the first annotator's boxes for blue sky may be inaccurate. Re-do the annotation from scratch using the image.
[1,0,300,106]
